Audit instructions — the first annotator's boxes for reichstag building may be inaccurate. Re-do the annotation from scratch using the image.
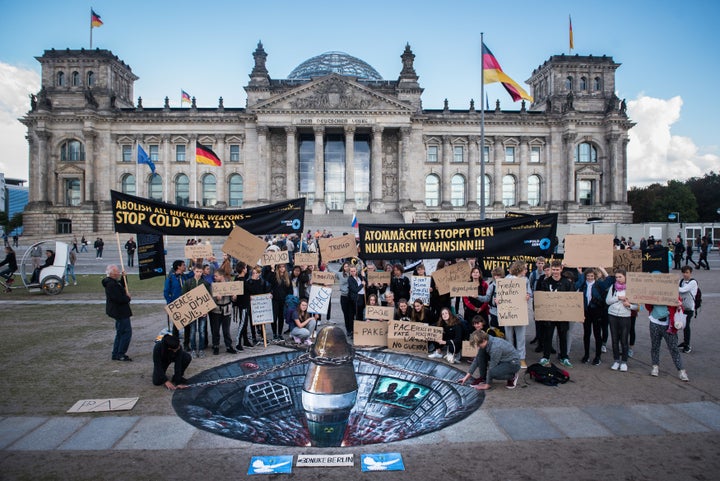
[21,42,634,235]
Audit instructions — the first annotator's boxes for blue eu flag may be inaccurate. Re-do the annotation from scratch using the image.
[137,145,156,176]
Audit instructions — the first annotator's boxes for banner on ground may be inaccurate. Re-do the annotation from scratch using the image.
[137,233,165,280]
[358,214,557,260]
[111,190,305,236]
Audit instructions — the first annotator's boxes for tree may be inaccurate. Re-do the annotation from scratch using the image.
[628,181,698,223]
[686,172,720,222]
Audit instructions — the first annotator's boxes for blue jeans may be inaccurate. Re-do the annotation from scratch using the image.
[189,316,207,351]
[112,317,132,359]
[65,264,76,283]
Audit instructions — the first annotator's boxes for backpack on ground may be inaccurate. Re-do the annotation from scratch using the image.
[526,363,570,386]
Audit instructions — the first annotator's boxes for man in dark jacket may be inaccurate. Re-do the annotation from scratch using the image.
[539,260,575,368]
[103,264,133,361]
[152,334,191,390]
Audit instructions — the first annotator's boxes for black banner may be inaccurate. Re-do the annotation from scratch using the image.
[358,214,557,260]
[137,233,166,280]
[111,191,305,237]
[641,248,669,273]
[477,253,564,278]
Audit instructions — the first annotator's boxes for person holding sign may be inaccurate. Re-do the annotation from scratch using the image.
[246,266,272,342]
[389,264,411,303]
[104,265,133,362]
[505,261,532,369]
[462,266,489,324]
[336,262,353,339]
[459,330,521,390]
[209,271,237,355]
[182,266,211,358]
[232,262,255,349]
[264,264,292,341]
[539,260,574,368]
[645,297,688,381]
[605,269,638,372]
[347,266,366,332]
[290,299,318,345]
[395,298,412,321]
[576,266,614,366]
[365,294,381,321]
[411,298,435,324]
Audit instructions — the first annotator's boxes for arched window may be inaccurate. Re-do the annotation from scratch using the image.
[60,140,85,161]
[594,77,602,90]
[87,71,95,86]
[450,174,466,206]
[72,71,80,86]
[502,175,516,207]
[575,142,597,163]
[148,174,162,201]
[57,71,65,86]
[121,174,136,196]
[477,175,491,207]
[175,174,189,206]
[528,175,541,207]
[202,173,217,207]
[565,76,573,91]
[579,77,587,90]
[425,174,440,207]
[228,174,243,207]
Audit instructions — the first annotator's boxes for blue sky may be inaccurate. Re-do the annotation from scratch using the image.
[1,0,718,185]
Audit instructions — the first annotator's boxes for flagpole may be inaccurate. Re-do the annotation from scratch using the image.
[89,8,93,49]
[480,32,486,221]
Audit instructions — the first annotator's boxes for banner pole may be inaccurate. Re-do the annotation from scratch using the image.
[115,232,129,294]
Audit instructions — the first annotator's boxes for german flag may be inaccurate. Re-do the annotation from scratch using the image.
[196,143,222,166]
[91,9,103,28]
[482,42,533,103]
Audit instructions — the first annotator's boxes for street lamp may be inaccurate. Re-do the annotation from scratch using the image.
[668,212,680,223]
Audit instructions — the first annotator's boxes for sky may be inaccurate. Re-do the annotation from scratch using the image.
[1,0,718,188]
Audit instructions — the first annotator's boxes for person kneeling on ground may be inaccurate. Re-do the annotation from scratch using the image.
[152,334,192,390]
[459,329,521,390]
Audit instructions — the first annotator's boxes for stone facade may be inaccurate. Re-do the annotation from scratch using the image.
[21,44,633,236]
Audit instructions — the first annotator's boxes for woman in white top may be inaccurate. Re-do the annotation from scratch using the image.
[605,269,638,372]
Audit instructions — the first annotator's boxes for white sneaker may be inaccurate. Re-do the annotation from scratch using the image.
[611,361,620,371]
[650,365,659,377]
[601,344,607,353]
[620,363,628,372]
[679,369,689,382]
[428,352,442,359]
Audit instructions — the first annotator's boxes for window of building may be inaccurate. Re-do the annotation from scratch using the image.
[65,178,81,206]
[354,135,371,209]
[56,218,72,234]
[149,174,162,201]
[425,174,440,207]
[72,71,80,86]
[149,145,159,162]
[298,134,315,204]
[578,180,594,205]
[575,142,597,163]
[176,145,186,162]
[229,174,243,207]
[594,77,602,90]
[426,145,439,163]
[453,146,464,163]
[175,174,189,206]
[229,144,240,162]
[60,140,85,162]
[121,174,136,196]
[502,175,516,207]
[121,145,132,162]
[57,71,65,86]
[450,174,465,206]
[324,134,345,210]
[565,76,573,90]
[87,71,94,86]
[505,146,516,163]
[528,175,541,207]
[530,146,541,163]
[476,174,491,206]
[579,77,587,90]
[482,145,490,162]
[202,174,217,207]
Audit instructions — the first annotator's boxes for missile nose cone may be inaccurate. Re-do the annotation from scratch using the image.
[311,326,353,359]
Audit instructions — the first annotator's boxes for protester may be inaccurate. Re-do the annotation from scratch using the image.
[539,260,574,368]
[164,260,194,349]
[645,299,689,382]
[462,266,489,323]
[152,334,191,390]
[94,237,104,259]
[476,266,504,334]
[65,249,77,286]
[678,266,698,354]
[80,235,88,252]
[395,298,412,321]
[182,265,211,357]
[505,260,531,369]
[103,265,132,362]
[245,266,271,343]
[347,265,366,328]
[336,261,353,337]
[575,266,613,365]
[428,307,464,363]
[290,298,318,345]
[458,329,520,390]
[124,237,137,267]
[265,263,292,340]
[232,261,255,349]
[605,268,638,372]
[209,270,237,355]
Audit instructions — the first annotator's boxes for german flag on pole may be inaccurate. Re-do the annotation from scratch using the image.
[482,42,533,103]
[91,9,103,28]
[196,143,222,166]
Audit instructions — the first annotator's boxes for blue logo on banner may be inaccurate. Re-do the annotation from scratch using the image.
[248,456,293,475]
[539,238,551,250]
[291,219,301,230]
[361,453,405,472]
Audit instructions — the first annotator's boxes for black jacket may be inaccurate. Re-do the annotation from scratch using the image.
[102,276,132,319]
[0,251,17,271]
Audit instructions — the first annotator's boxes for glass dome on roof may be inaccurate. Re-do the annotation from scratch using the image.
[288,51,383,80]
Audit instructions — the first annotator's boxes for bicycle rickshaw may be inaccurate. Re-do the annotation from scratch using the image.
[1,240,67,295]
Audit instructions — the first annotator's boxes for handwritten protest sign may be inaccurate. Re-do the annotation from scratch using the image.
[431,261,471,295]
[367,270,391,285]
[563,234,614,267]
[534,291,584,322]
[262,249,289,266]
[184,243,213,260]
[449,282,479,297]
[495,278,529,326]
[319,234,357,262]
[67,397,139,413]
[164,284,217,330]
[308,285,333,315]
[386,337,428,355]
[388,320,443,342]
[612,249,642,272]
[365,305,395,321]
[212,281,244,296]
[222,225,267,266]
[312,271,336,286]
[625,272,678,305]
[294,253,318,266]
[250,293,273,325]
[462,341,477,358]
[353,320,388,347]
[410,276,431,304]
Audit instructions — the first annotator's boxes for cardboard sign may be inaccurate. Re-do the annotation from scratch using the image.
[386,337,428,355]
[462,341,477,358]
[294,252,318,266]
[308,285,333,315]
[495,278,529,326]
[613,249,643,272]
[563,234,614,268]
[533,291,584,322]
[165,284,218,330]
[626,272,678,305]
[262,249,289,266]
[410,276,431,304]
[67,397,139,413]
[222,225,267,266]
[250,293,273,325]
[431,261,471,295]
[388,320,443,342]
[367,270,391,285]
[353,320,388,347]
[365,305,395,321]
[184,243,213,260]
[318,234,357,262]
[212,281,244,296]
[312,270,336,286]
[449,282,479,297]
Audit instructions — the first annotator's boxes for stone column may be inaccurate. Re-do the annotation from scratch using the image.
[370,125,384,213]
[398,127,412,210]
[606,133,621,204]
[467,135,479,209]
[36,130,50,204]
[518,136,529,207]
[161,134,171,202]
[343,126,356,214]
[493,137,504,209]
[214,134,226,208]
[440,135,452,209]
[257,126,270,202]
[312,126,326,214]
[563,133,577,205]
[82,128,96,205]
[190,135,198,206]
[285,126,298,199]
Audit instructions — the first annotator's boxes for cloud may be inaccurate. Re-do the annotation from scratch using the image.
[0,61,39,181]
[627,95,720,187]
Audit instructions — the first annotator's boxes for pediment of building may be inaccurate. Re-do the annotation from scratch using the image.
[55,163,85,175]
[575,164,602,175]
[254,74,413,113]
